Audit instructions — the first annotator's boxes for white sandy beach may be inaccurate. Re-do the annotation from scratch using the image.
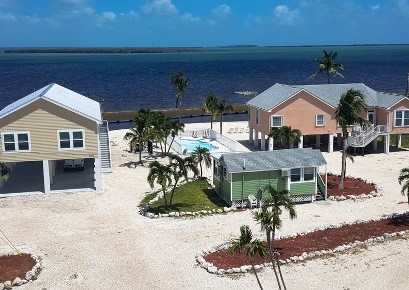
[1,120,409,290]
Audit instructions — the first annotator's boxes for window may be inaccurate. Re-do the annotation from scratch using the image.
[290,167,315,182]
[271,116,283,127]
[290,168,301,182]
[394,110,409,127]
[256,109,260,125]
[304,167,314,181]
[2,132,31,152]
[58,130,84,150]
[222,166,227,179]
[316,114,325,126]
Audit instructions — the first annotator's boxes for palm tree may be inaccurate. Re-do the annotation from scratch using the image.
[147,161,172,205]
[0,163,11,181]
[269,126,302,149]
[216,99,233,134]
[254,184,296,290]
[398,167,409,204]
[191,146,211,178]
[168,154,199,205]
[309,50,344,84]
[203,93,220,130]
[229,225,268,290]
[171,71,189,123]
[124,109,155,164]
[166,120,185,155]
[335,89,367,189]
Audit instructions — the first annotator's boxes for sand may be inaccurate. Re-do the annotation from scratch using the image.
[1,120,408,290]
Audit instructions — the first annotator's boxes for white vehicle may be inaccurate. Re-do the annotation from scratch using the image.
[63,159,84,170]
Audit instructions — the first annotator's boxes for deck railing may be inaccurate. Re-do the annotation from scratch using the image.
[317,173,326,199]
[347,125,389,147]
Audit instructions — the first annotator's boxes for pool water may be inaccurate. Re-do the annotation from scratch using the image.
[178,139,218,153]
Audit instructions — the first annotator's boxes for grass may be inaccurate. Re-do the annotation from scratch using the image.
[139,190,159,208]
[148,178,228,214]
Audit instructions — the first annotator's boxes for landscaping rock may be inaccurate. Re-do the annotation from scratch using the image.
[146,212,155,219]
[12,277,22,286]
[168,212,175,217]
[232,267,241,273]
[3,281,11,290]
[223,207,231,212]
[25,270,34,280]
[216,209,223,214]
[226,269,234,274]
[0,283,4,290]
[207,266,218,274]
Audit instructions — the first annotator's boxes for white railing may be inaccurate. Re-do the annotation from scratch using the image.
[347,125,389,147]
[166,136,187,155]
[209,129,237,151]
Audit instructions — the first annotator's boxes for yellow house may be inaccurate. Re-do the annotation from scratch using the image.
[0,83,111,196]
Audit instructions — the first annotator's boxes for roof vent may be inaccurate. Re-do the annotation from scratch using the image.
[243,158,246,169]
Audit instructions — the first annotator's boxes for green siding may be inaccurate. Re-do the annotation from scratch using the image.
[220,177,231,203]
[290,182,315,196]
[230,170,288,201]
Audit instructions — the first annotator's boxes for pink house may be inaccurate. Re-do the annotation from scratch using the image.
[247,83,409,153]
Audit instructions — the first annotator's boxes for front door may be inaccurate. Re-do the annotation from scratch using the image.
[367,110,376,125]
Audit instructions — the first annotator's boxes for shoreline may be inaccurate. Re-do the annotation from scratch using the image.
[102,104,248,123]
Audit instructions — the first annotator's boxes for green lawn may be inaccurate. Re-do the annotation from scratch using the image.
[148,179,228,214]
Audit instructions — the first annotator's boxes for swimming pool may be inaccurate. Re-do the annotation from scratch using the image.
[178,138,219,153]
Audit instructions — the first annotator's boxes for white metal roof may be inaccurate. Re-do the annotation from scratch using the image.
[0,83,102,123]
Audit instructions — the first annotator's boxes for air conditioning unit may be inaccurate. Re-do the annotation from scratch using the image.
[281,169,290,177]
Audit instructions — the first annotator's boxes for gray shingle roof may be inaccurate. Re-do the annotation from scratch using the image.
[219,148,326,173]
[0,83,102,122]
[246,83,407,111]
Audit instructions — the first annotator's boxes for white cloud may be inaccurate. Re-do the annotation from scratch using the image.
[273,5,300,25]
[24,15,40,24]
[100,11,116,21]
[141,0,178,15]
[212,4,231,18]
[180,13,200,23]
[371,4,380,10]
[59,0,86,6]
[128,10,139,19]
[0,11,16,21]
[398,0,409,16]
[0,0,16,8]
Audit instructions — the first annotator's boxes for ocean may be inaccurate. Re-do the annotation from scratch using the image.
[1,45,409,114]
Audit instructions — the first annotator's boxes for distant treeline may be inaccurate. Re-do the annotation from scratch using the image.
[4,47,204,54]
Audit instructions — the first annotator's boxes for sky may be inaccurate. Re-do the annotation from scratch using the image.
[0,0,408,47]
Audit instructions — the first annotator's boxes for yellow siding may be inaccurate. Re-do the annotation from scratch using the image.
[0,108,98,162]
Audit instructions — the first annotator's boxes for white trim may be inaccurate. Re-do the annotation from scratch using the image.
[57,129,86,150]
[271,115,283,127]
[1,131,32,153]
[256,109,260,125]
[386,97,409,110]
[393,109,409,127]
[315,114,325,126]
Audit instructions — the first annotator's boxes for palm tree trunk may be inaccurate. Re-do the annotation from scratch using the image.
[162,188,168,205]
[275,252,287,290]
[250,259,264,290]
[169,180,179,205]
[200,162,203,178]
[167,136,176,155]
[267,230,282,290]
[339,129,348,189]
[220,114,223,134]
[210,117,213,130]
[179,97,182,124]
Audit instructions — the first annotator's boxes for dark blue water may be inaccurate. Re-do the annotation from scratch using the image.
[1,45,409,112]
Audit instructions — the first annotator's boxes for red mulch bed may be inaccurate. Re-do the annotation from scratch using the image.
[205,213,409,269]
[0,253,36,283]
[324,174,377,197]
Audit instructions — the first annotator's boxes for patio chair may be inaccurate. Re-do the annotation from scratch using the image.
[192,130,198,138]
[248,194,258,209]
[239,127,244,133]
[227,128,233,134]
[245,127,249,133]
[233,127,239,133]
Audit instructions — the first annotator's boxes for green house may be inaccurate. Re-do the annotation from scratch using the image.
[212,148,327,207]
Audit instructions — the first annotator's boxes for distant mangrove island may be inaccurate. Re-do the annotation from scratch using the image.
[3,47,204,54]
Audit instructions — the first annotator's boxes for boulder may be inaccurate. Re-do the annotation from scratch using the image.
[25,270,34,280]
[3,281,11,290]
[216,209,223,214]
[207,266,218,274]
[12,277,23,286]
[223,207,231,212]
[0,283,4,290]
[232,267,241,273]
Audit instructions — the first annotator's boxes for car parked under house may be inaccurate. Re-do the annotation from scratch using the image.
[212,148,327,207]
[0,83,112,197]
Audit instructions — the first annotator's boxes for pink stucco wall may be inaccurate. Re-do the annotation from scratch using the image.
[389,98,409,134]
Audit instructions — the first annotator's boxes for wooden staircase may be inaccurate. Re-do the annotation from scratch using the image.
[347,124,389,148]
[99,121,112,173]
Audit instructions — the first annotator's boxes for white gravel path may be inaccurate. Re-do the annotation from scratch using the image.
[0,121,408,290]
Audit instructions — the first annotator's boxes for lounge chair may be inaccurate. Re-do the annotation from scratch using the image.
[227,128,233,134]
[192,130,198,138]
[248,194,258,209]
[233,127,239,133]
[245,127,249,133]
[239,127,244,133]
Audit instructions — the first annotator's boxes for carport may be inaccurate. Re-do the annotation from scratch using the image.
[0,158,98,197]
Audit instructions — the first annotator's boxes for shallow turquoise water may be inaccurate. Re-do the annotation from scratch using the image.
[178,139,218,153]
